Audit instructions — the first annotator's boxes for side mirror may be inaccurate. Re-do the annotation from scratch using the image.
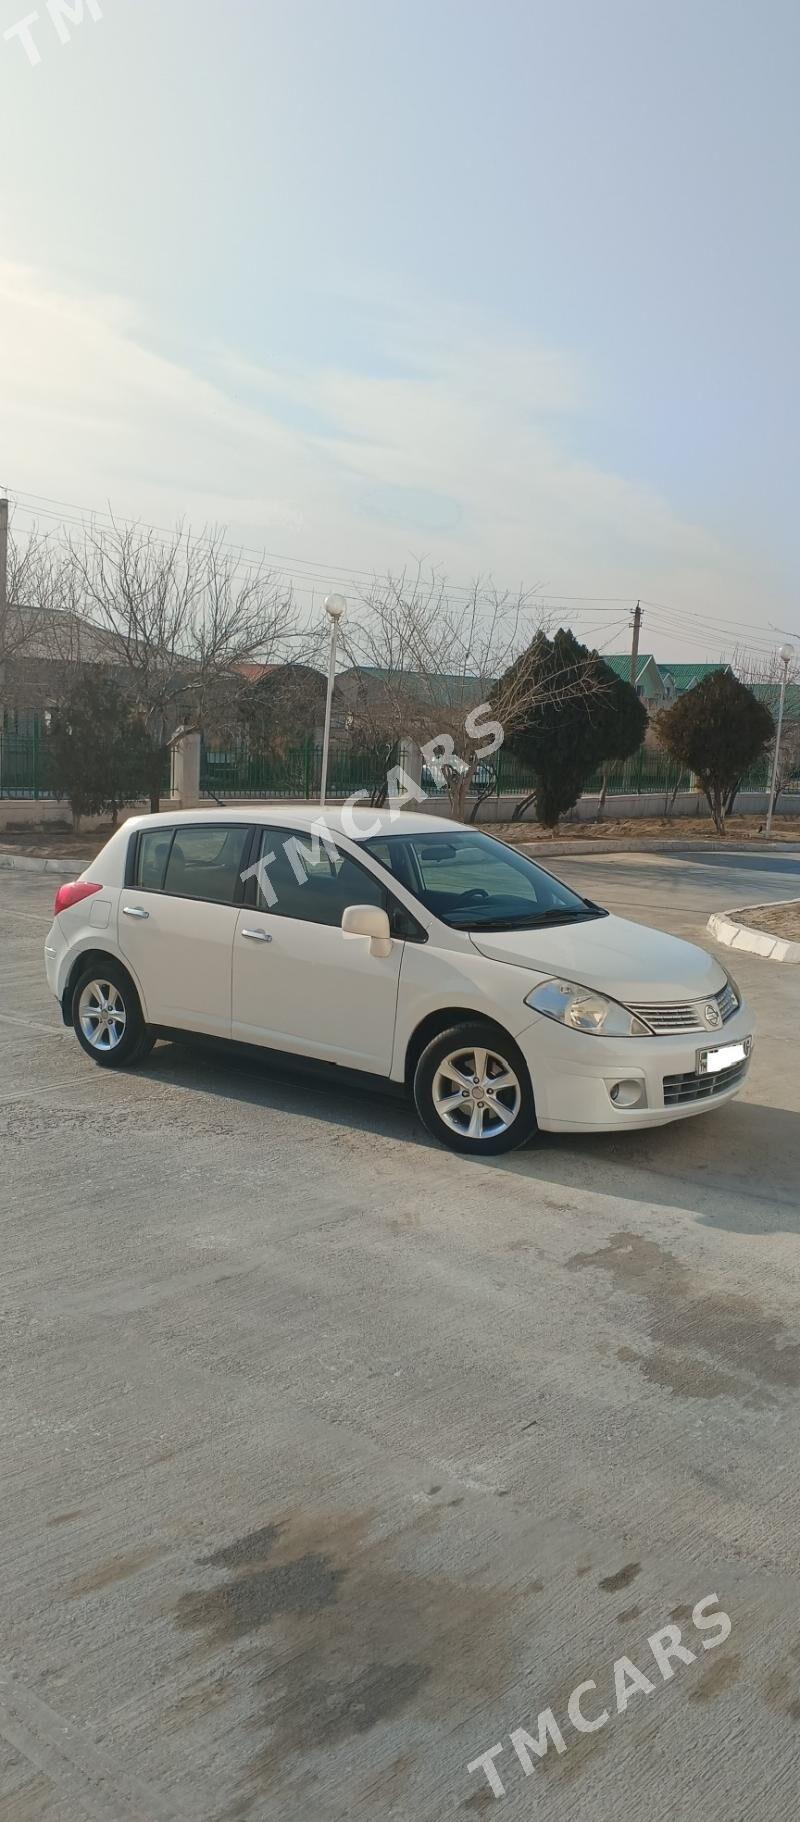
[341,904,392,958]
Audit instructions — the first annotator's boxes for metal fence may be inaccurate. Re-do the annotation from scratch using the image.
[581,748,800,796]
[200,739,398,802]
[0,731,56,799]
[0,733,172,801]
[3,728,798,804]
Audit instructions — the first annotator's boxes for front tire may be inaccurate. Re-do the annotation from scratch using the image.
[413,1020,538,1155]
[71,961,155,1069]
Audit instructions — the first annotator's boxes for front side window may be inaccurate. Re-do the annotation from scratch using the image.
[251,829,387,927]
[161,825,252,904]
[361,831,605,931]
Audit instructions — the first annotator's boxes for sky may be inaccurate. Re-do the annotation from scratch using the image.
[1,0,798,665]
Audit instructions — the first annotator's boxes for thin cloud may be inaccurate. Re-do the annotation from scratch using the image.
[0,260,781,635]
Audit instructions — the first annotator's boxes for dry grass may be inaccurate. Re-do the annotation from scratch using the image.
[0,824,116,862]
[484,814,800,845]
[736,901,800,942]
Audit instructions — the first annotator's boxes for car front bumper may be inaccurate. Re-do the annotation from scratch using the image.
[516,1000,754,1133]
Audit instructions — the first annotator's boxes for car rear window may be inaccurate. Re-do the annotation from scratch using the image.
[133,824,252,904]
[135,829,174,891]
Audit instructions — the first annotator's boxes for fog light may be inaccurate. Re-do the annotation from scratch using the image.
[609,1079,646,1110]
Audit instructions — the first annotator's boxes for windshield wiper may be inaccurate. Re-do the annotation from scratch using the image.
[461,908,604,931]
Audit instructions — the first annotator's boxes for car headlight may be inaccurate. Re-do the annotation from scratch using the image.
[525,978,652,1038]
[723,967,741,1005]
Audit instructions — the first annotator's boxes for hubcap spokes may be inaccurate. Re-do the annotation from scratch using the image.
[432,1045,522,1140]
[79,980,127,1051]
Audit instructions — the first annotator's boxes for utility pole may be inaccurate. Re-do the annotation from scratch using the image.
[320,593,346,807]
[629,600,642,688]
[765,645,794,837]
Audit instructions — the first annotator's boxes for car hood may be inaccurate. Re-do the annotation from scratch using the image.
[469,912,727,1002]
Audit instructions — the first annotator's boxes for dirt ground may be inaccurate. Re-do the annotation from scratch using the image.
[735,899,800,942]
[3,851,800,1822]
[2,812,800,867]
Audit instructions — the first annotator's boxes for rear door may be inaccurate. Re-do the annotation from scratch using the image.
[231,826,404,1071]
[119,822,253,1034]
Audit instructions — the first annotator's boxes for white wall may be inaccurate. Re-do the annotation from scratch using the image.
[0,798,173,831]
[3,786,798,833]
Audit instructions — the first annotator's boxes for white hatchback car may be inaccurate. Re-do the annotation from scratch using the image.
[45,808,753,1154]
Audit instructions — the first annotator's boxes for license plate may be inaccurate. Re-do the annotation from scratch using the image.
[697,1037,751,1075]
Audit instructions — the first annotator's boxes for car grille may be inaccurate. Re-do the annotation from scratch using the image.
[629,981,739,1036]
[663,1057,749,1106]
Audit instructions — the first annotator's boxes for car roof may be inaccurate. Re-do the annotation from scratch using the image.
[122,806,465,839]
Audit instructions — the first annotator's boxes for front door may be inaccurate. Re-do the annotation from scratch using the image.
[119,822,253,1035]
[231,827,403,1072]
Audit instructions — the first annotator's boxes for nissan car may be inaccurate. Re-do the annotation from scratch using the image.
[44,809,753,1154]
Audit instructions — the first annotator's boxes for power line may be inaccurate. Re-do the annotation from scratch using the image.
[4,485,384,586]
[5,483,562,609]
[5,483,784,658]
[643,616,777,656]
[580,615,631,649]
[639,597,779,642]
[534,594,638,605]
[640,598,779,647]
[641,609,779,661]
[5,501,353,602]
[5,487,658,613]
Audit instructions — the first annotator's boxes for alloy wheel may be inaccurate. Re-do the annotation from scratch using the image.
[78,979,127,1052]
[431,1044,522,1141]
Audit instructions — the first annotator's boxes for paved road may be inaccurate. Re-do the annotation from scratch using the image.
[1,848,799,1822]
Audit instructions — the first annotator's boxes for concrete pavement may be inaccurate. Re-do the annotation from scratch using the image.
[1,848,799,1821]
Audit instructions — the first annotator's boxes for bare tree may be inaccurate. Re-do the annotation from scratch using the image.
[2,515,78,670]
[66,520,305,810]
[768,720,800,812]
[0,515,105,745]
[341,567,595,821]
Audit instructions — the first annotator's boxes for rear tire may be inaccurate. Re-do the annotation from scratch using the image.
[71,960,155,1069]
[413,1020,538,1155]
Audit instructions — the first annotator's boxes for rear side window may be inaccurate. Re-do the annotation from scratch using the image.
[158,825,252,904]
[135,828,174,891]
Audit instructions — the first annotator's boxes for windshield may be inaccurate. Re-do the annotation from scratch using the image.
[361,831,606,930]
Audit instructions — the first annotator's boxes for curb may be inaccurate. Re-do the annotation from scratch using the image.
[2,836,800,870]
[0,853,77,875]
[707,902,800,964]
[518,837,800,859]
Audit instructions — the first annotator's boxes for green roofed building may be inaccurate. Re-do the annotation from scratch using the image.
[602,654,671,703]
[659,661,730,693]
[602,654,730,706]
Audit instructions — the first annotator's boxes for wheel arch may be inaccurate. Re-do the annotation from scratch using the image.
[404,1006,526,1088]
[61,947,147,1026]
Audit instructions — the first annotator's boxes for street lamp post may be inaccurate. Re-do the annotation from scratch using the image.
[320,594,346,807]
[765,644,794,836]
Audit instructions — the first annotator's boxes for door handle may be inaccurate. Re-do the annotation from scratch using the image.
[123,906,150,919]
[241,928,272,942]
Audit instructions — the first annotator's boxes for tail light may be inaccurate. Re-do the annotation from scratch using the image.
[54,880,103,916]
